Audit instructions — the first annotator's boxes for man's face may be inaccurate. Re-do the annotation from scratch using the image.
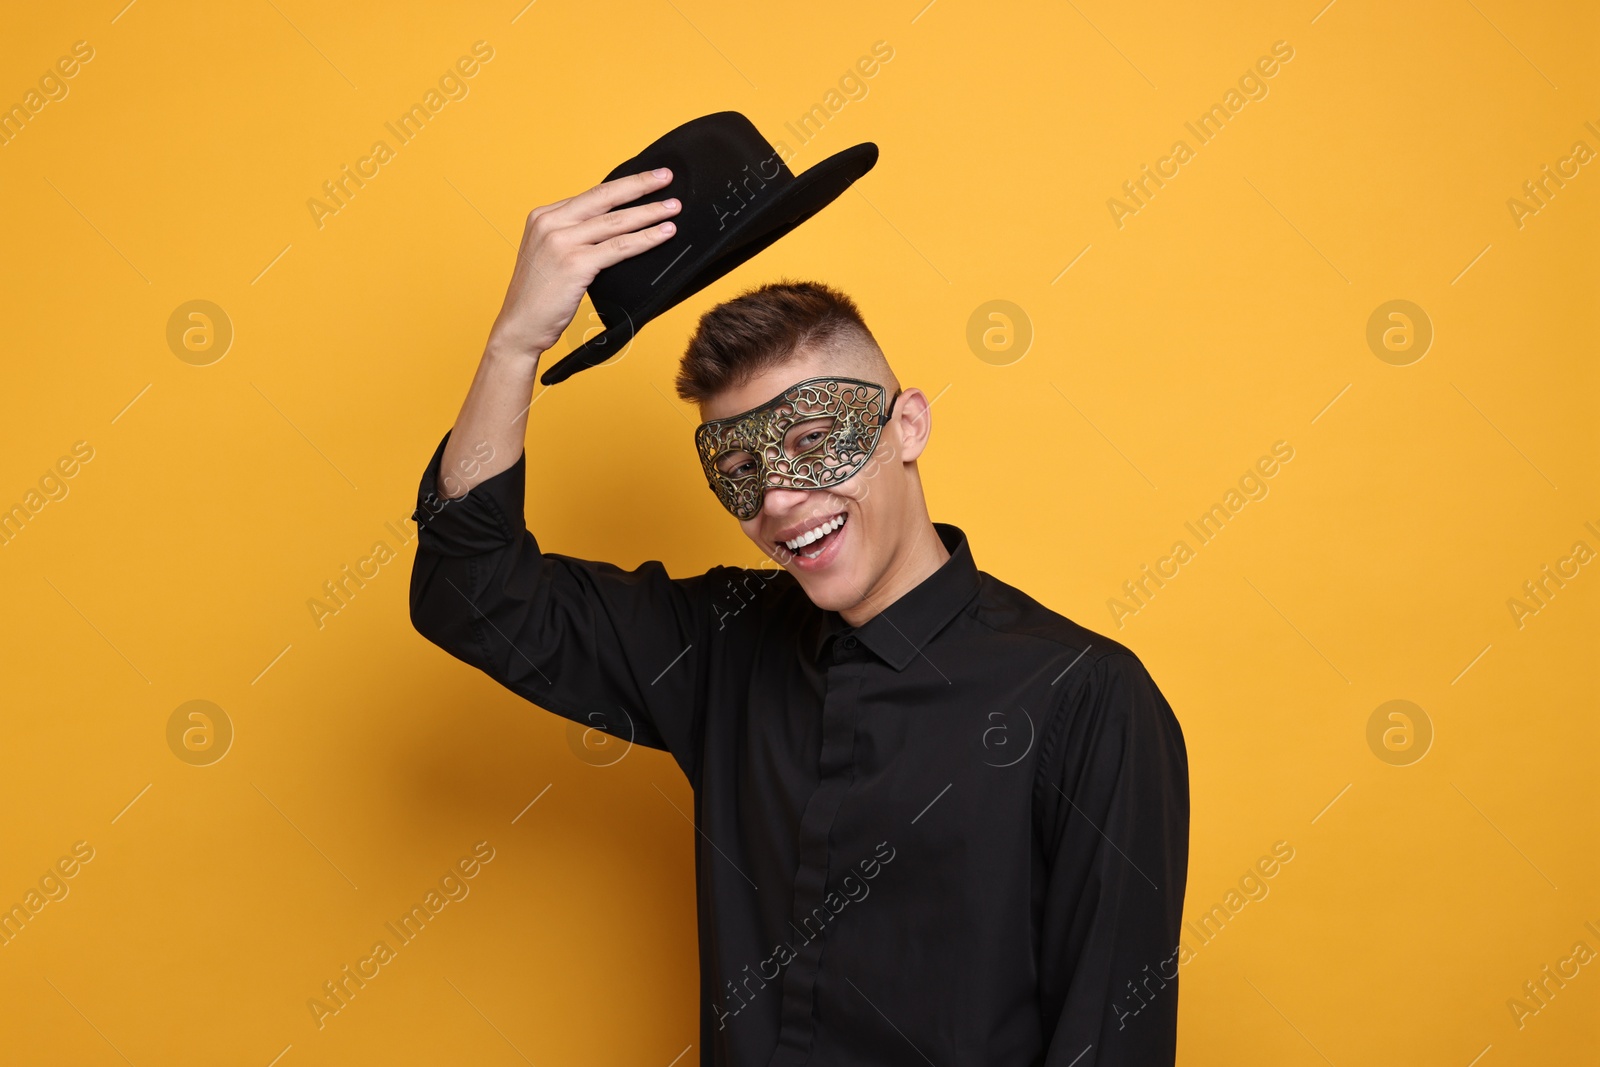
[697,346,923,615]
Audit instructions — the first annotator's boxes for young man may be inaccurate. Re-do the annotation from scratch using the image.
[410,167,1189,1066]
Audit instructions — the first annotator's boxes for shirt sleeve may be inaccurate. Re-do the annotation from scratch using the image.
[407,429,739,784]
[1033,651,1190,1065]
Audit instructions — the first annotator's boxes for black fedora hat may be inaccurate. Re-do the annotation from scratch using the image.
[538,111,879,386]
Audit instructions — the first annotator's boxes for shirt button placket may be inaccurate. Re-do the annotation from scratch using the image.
[768,657,860,1065]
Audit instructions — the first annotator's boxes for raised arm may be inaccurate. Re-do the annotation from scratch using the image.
[437,166,682,497]
[411,167,737,779]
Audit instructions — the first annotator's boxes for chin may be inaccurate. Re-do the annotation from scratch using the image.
[791,572,867,614]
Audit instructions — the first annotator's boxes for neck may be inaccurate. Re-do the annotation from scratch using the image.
[840,519,950,627]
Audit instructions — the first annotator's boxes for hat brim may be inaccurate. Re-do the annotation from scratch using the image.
[539,141,879,387]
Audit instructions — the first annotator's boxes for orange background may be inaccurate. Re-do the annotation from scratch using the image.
[1,1,1595,1064]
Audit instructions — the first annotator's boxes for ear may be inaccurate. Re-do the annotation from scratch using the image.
[888,387,933,463]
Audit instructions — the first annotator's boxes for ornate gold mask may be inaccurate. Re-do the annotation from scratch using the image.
[694,377,900,520]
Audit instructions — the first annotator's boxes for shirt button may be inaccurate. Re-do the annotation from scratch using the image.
[841,636,859,650]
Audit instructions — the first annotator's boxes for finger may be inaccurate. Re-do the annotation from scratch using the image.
[565,196,681,247]
[545,167,672,226]
[526,196,573,225]
[581,218,679,272]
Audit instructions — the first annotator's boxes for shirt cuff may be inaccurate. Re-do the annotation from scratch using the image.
[412,429,528,556]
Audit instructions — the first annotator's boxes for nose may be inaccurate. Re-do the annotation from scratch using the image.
[758,487,813,517]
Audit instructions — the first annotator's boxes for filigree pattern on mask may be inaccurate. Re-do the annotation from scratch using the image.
[694,377,899,520]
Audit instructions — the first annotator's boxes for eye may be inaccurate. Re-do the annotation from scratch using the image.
[716,451,757,479]
[784,417,835,456]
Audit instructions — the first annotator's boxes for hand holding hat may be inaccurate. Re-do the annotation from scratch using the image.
[482,168,685,369]
[535,111,878,386]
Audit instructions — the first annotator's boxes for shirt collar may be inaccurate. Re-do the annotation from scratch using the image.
[809,523,980,671]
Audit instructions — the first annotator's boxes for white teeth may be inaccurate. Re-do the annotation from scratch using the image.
[784,514,845,552]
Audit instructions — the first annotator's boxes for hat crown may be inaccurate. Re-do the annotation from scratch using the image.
[588,112,796,319]
[537,110,878,386]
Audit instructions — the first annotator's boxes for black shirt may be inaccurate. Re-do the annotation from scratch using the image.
[409,430,1190,1066]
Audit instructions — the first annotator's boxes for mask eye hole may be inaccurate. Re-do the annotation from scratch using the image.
[783,416,835,457]
[715,450,757,479]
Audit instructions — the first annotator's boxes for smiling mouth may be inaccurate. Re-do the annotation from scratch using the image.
[780,513,846,559]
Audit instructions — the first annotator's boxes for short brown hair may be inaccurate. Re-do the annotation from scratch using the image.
[675,279,879,404]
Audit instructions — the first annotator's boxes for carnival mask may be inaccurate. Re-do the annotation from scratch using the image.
[694,376,901,520]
